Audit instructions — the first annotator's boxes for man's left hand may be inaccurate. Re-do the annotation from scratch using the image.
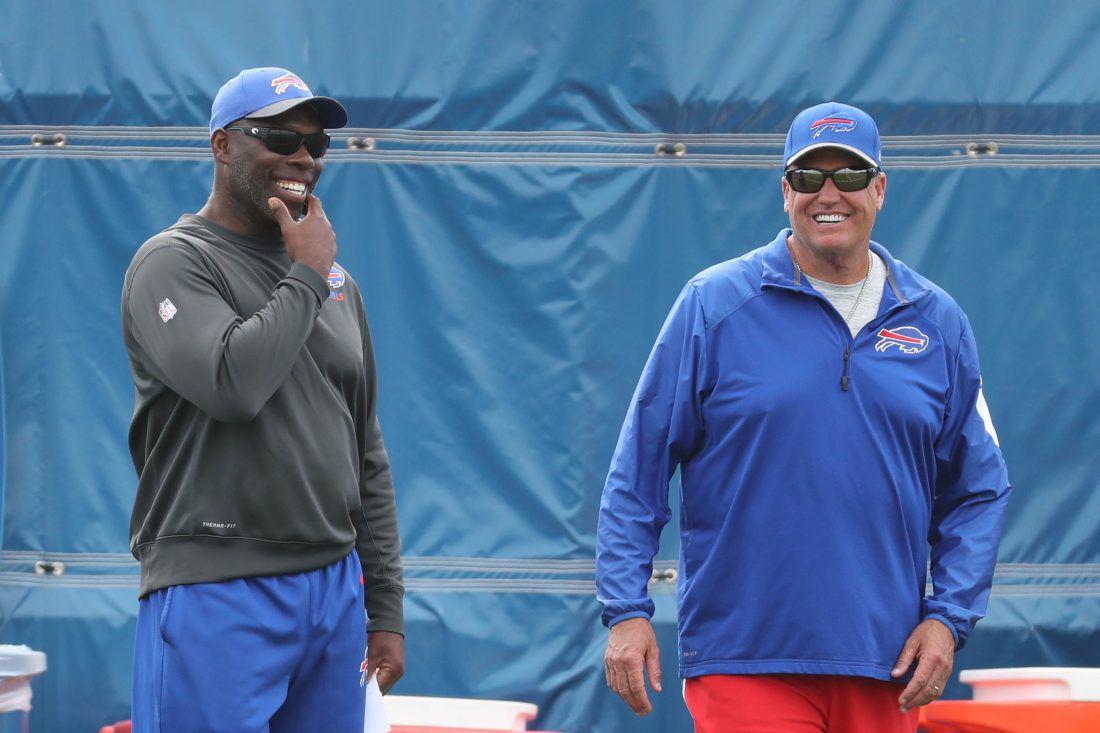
[367,630,405,694]
[892,618,955,712]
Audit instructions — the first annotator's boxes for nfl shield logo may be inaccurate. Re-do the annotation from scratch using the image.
[158,298,177,323]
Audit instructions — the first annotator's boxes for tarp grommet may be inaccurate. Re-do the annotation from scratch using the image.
[33,561,65,576]
[654,142,686,157]
[31,133,66,147]
[347,136,377,151]
[966,141,998,157]
[649,568,678,584]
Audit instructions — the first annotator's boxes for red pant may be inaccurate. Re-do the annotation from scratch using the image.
[684,674,920,733]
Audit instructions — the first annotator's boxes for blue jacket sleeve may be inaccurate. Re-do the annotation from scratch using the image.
[924,315,1011,648]
[596,283,709,628]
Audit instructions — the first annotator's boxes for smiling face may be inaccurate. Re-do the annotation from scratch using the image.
[210,105,324,237]
[782,147,886,281]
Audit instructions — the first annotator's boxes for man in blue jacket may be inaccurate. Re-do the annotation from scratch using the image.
[597,102,1011,732]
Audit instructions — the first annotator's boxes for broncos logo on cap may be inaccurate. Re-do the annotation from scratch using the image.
[271,73,310,95]
[810,116,857,139]
[875,326,929,354]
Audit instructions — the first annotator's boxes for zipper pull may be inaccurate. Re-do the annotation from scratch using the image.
[841,347,851,391]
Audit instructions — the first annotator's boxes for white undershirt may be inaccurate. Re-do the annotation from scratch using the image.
[803,252,886,338]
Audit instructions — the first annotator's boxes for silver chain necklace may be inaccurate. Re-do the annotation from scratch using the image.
[792,249,874,327]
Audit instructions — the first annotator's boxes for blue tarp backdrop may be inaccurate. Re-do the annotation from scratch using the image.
[2,2,1099,732]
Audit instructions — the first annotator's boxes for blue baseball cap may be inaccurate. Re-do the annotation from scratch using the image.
[784,102,881,169]
[209,67,348,135]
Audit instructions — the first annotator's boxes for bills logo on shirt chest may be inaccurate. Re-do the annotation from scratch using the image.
[327,268,345,302]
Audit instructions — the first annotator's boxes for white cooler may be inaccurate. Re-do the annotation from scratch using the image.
[0,646,47,733]
[959,667,1100,702]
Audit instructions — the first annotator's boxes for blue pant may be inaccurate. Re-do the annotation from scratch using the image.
[132,553,367,733]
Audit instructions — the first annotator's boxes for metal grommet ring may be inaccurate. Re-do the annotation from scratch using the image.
[34,560,65,575]
[347,136,377,151]
[654,142,686,157]
[30,133,66,147]
[966,141,998,157]
[648,568,678,583]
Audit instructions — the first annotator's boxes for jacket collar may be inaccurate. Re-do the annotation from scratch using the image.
[760,228,930,306]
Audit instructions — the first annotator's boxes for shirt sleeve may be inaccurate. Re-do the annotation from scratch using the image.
[351,300,405,635]
[123,242,328,422]
[923,315,1012,648]
[596,282,710,628]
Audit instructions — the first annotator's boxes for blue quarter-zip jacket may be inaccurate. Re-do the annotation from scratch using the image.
[596,229,1011,680]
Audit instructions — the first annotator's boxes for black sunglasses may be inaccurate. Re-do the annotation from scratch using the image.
[225,125,331,158]
[785,167,880,194]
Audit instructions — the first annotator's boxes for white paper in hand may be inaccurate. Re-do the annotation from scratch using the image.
[364,673,390,733]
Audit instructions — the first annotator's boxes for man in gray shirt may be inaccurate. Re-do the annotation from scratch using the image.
[121,67,403,732]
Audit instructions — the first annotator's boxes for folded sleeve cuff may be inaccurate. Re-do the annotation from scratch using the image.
[284,261,330,307]
[600,598,655,628]
[607,610,653,629]
[366,584,405,636]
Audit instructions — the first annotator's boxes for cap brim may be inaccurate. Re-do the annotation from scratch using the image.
[247,96,348,130]
[786,142,878,169]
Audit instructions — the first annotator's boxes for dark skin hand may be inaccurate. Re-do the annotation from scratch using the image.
[892,618,955,712]
[368,630,405,694]
[604,617,663,716]
[268,193,337,278]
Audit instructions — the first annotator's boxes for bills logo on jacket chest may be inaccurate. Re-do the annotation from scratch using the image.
[875,326,929,354]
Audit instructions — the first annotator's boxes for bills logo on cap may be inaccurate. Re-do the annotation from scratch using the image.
[875,326,929,354]
[271,72,310,95]
[810,116,857,139]
[158,298,177,323]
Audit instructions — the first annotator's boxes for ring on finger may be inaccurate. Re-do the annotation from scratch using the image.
[931,685,941,693]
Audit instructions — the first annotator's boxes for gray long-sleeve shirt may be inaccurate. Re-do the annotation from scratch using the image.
[121,214,404,634]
